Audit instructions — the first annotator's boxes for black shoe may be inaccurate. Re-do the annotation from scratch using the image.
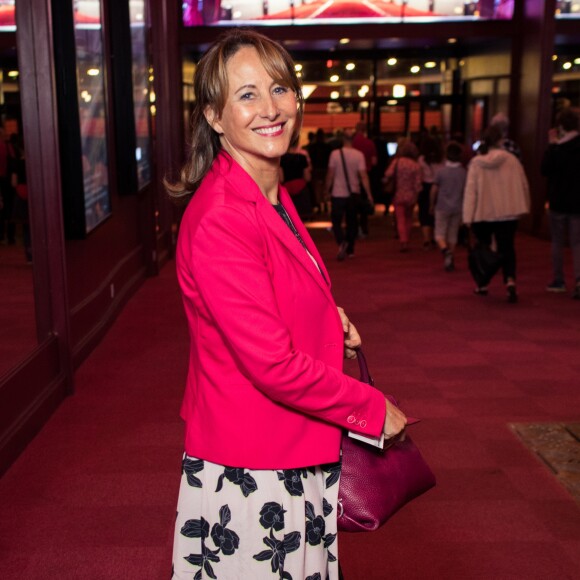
[507,284,518,303]
[337,242,348,261]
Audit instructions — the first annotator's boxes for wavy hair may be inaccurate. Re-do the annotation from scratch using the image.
[165,29,304,202]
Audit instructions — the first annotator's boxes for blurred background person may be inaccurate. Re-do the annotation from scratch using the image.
[541,107,580,299]
[463,125,530,302]
[384,139,422,252]
[430,141,467,272]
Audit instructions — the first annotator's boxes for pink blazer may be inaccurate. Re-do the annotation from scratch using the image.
[176,151,386,469]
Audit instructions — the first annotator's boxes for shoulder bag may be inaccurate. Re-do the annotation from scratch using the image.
[338,349,436,533]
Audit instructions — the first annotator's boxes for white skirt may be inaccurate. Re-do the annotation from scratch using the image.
[172,455,341,580]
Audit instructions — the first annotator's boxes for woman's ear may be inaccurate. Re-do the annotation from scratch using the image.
[204,106,224,135]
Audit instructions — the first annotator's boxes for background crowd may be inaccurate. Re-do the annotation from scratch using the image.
[281,107,580,304]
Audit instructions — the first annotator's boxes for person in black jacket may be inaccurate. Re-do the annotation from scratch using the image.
[541,108,580,299]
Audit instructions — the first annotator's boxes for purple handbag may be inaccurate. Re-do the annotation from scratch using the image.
[337,350,436,533]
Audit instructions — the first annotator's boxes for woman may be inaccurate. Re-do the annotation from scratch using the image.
[384,139,423,252]
[280,142,312,219]
[418,135,443,250]
[463,125,530,302]
[167,30,407,579]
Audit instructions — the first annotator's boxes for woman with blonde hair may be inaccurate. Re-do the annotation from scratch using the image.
[167,29,407,579]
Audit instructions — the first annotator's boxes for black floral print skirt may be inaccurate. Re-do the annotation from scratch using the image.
[172,454,341,580]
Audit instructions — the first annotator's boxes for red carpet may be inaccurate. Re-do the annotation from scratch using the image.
[1,212,579,578]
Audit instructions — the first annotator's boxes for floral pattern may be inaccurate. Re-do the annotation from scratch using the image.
[172,456,341,579]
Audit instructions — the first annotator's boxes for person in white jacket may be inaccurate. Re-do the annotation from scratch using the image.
[463,125,530,302]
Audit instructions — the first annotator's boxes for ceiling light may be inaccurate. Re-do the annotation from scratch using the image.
[424,61,437,69]
[563,62,572,70]
[387,58,397,66]
[330,74,340,83]
[447,38,457,44]
[7,70,18,78]
[330,91,340,99]
[387,99,398,106]
[346,63,355,71]
[552,55,558,61]
[410,65,421,74]
[359,101,369,109]
[339,38,350,45]
[87,68,100,76]
[295,64,303,72]
[574,58,580,64]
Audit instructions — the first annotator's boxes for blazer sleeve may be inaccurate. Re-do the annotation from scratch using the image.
[181,204,387,437]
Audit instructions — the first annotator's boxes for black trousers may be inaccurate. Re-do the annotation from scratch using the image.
[331,196,360,254]
[471,220,518,283]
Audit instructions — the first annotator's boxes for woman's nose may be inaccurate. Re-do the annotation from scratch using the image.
[260,95,279,119]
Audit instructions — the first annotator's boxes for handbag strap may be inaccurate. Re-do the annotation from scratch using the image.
[356,349,374,386]
[339,149,354,196]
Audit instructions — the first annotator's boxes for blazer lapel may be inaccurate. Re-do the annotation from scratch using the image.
[256,189,332,298]
[219,152,333,298]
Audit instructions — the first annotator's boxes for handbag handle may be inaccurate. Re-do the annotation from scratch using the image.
[356,349,374,386]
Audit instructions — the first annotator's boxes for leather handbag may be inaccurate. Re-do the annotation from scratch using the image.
[337,350,436,533]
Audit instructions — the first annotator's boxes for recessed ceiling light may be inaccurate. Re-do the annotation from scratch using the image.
[330,91,340,99]
[295,64,303,72]
[330,74,340,82]
[447,38,457,44]
[410,65,421,74]
[339,38,350,45]
[563,62,572,70]
[346,63,355,71]
[424,61,437,69]
[387,58,397,66]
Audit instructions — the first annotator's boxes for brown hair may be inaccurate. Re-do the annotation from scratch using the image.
[165,29,304,201]
[398,139,419,160]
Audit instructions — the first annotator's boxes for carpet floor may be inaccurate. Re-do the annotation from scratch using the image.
[1,212,579,579]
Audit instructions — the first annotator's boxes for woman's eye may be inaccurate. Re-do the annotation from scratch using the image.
[240,92,254,100]
[273,86,289,95]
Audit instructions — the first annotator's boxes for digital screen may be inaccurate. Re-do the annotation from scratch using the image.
[183,0,514,26]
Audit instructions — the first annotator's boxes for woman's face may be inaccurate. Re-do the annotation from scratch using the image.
[206,46,297,170]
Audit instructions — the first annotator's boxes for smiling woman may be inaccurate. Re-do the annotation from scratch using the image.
[166,29,406,580]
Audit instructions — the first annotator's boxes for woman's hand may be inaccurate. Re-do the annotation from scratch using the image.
[383,398,407,440]
[337,306,361,359]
